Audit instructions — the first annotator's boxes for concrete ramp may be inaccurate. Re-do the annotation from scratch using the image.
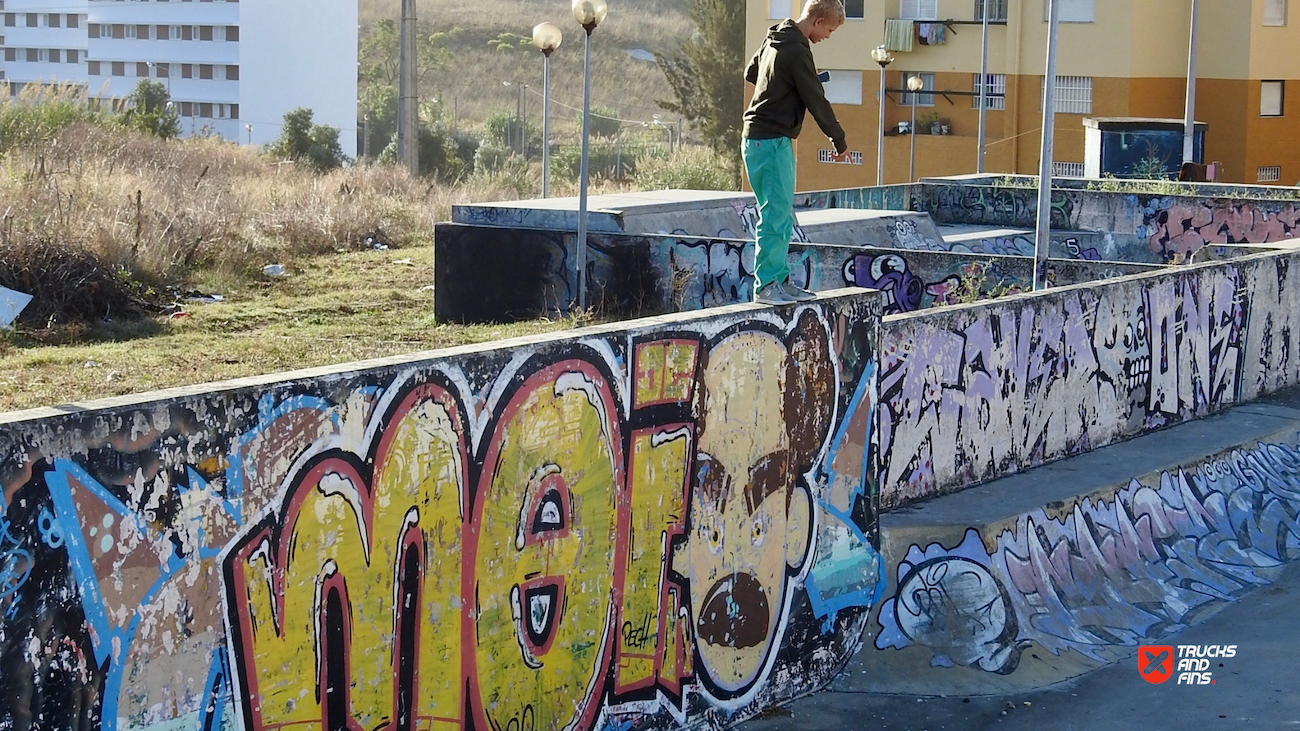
[841,395,1300,695]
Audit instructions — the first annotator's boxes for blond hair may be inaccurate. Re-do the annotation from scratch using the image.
[800,0,846,24]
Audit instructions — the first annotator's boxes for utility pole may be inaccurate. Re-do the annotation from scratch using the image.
[1033,0,1060,291]
[397,0,418,175]
[1182,0,1199,165]
[977,0,991,173]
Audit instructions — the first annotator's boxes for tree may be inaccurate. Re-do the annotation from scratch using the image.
[269,107,347,172]
[123,79,180,139]
[655,0,744,161]
[487,32,532,54]
[359,19,456,87]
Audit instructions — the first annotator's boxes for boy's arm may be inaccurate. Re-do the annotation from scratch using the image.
[792,48,847,154]
[744,46,761,85]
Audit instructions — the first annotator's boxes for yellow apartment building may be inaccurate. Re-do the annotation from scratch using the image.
[745,0,1300,188]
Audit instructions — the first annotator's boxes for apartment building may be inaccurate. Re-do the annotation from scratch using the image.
[747,0,1300,188]
[1,0,357,157]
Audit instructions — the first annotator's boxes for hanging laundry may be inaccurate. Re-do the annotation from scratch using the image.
[884,18,914,52]
[916,22,947,46]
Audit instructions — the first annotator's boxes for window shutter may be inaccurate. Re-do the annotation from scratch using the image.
[1264,0,1287,26]
[900,0,921,19]
[1047,0,1094,22]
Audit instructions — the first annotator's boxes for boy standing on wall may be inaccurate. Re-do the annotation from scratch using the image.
[742,0,849,304]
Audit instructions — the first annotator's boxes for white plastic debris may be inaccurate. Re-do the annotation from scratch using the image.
[0,286,33,328]
[262,264,287,277]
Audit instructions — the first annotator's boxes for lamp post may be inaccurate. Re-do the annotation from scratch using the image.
[870,45,894,186]
[977,0,991,173]
[532,22,562,197]
[245,123,252,146]
[1182,0,1199,165]
[1034,0,1061,291]
[572,0,607,311]
[907,75,924,183]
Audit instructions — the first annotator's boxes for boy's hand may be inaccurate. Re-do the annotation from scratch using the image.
[832,150,851,163]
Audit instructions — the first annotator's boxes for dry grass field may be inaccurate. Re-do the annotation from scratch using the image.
[359,0,692,137]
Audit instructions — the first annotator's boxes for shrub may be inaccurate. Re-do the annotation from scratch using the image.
[634,145,735,190]
[123,79,180,139]
[268,107,348,172]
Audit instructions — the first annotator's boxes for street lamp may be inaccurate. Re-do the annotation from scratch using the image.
[572,0,607,311]
[870,45,894,186]
[245,123,252,146]
[532,22,562,197]
[907,75,924,183]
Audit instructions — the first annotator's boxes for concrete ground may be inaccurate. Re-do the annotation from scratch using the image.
[744,558,1300,730]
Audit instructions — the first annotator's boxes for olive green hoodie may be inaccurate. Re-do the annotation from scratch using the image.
[742,19,847,155]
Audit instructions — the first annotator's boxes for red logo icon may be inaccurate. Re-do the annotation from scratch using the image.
[1139,645,1175,684]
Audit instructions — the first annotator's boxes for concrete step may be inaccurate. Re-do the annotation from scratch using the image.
[835,395,1300,695]
[936,224,1114,261]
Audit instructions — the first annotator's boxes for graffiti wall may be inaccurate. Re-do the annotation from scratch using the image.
[433,224,1153,323]
[0,292,886,731]
[875,430,1300,674]
[878,249,1300,509]
[796,180,1300,264]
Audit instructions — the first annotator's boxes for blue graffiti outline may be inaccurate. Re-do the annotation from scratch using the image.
[805,363,886,630]
[47,459,186,731]
[223,393,342,517]
[199,646,233,731]
[38,506,65,549]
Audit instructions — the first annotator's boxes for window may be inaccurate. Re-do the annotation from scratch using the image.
[181,25,193,40]
[199,102,213,118]
[1265,0,1287,25]
[49,48,60,63]
[67,14,79,28]
[112,61,125,76]
[230,103,239,119]
[225,64,239,80]
[844,0,864,19]
[157,25,169,40]
[87,60,100,75]
[900,0,939,20]
[24,48,35,62]
[111,23,124,39]
[1053,161,1085,177]
[156,62,169,77]
[25,12,35,27]
[900,71,935,106]
[819,149,864,164]
[3,14,13,28]
[767,0,791,18]
[1045,0,1094,22]
[1262,80,1285,116]
[975,0,1007,21]
[973,73,1006,109]
[1258,166,1282,182]
[47,13,58,27]
[199,64,213,79]
[136,23,149,39]
[88,23,98,38]
[181,63,193,78]
[199,25,213,41]
[137,61,149,77]
[67,49,78,63]
[1042,75,1092,113]
[2,48,14,62]
[180,101,193,117]
[226,25,239,41]
[822,69,862,104]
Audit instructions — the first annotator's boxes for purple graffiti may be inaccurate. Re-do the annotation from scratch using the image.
[844,254,924,314]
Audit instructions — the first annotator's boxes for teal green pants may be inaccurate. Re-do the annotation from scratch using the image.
[742,136,795,293]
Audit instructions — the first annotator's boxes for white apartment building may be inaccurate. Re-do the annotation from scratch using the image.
[1,0,357,157]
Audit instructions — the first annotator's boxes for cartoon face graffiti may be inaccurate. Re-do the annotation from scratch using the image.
[1094,294,1152,417]
[844,254,924,314]
[680,314,834,695]
[893,557,1018,673]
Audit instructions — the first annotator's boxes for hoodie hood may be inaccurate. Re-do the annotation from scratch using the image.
[767,19,809,49]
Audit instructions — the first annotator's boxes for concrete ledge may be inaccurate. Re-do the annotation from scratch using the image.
[840,393,1300,695]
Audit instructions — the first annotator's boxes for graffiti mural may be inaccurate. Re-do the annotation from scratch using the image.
[1137,197,1300,263]
[0,294,884,731]
[877,433,1300,672]
[879,266,1253,508]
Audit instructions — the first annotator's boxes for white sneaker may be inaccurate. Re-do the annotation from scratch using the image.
[783,282,816,302]
[754,282,796,305]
